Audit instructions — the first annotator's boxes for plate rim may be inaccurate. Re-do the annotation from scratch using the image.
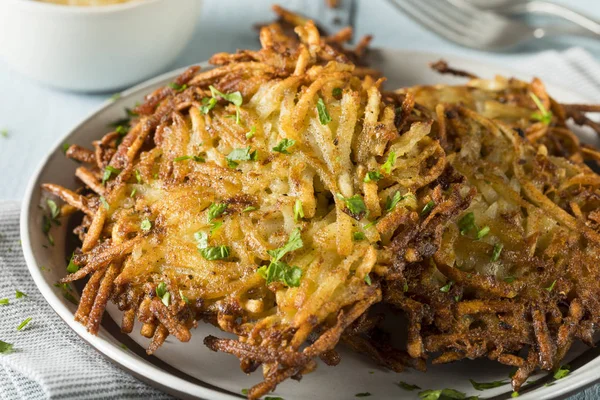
[20,48,598,400]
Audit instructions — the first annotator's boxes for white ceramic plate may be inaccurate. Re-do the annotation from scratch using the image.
[21,49,600,400]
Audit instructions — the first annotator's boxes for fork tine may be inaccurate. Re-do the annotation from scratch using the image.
[416,0,477,37]
[389,0,462,39]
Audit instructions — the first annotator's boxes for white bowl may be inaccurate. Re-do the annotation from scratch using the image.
[0,0,201,92]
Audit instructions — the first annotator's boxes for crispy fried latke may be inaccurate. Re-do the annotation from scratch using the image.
[42,9,600,398]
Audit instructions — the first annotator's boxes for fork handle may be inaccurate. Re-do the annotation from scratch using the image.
[508,1,600,36]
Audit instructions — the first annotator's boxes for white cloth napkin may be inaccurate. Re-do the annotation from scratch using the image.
[2,47,600,399]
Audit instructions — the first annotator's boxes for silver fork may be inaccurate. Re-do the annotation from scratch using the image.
[387,0,600,51]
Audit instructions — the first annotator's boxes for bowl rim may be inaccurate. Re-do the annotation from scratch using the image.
[19,49,600,400]
[3,0,163,14]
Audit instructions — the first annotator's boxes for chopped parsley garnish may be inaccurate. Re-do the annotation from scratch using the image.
[316,97,332,125]
[353,232,366,241]
[47,199,60,219]
[0,129,8,138]
[545,280,557,292]
[267,228,303,262]
[458,212,476,235]
[66,254,79,273]
[355,394,371,398]
[156,282,170,307]
[199,245,231,261]
[272,138,296,154]
[15,290,27,299]
[17,317,32,331]
[169,82,188,92]
[294,199,304,222]
[99,196,109,211]
[421,200,435,216]
[364,171,383,183]
[110,93,121,101]
[476,226,490,239]
[0,299,8,305]
[135,169,143,184]
[226,147,257,168]
[503,276,516,283]
[529,92,552,125]
[332,87,343,97]
[200,97,217,114]
[246,126,256,139]
[385,191,403,212]
[115,125,129,135]
[210,221,223,235]
[336,193,367,219]
[130,188,137,198]
[174,155,205,162]
[209,85,243,106]
[120,344,128,350]
[491,243,503,262]
[101,166,121,185]
[440,281,453,293]
[418,388,474,400]
[54,283,78,305]
[469,379,509,391]
[364,274,372,285]
[511,392,519,398]
[0,340,13,354]
[258,228,304,287]
[140,218,152,232]
[207,202,228,222]
[179,290,190,304]
[242,206,257,213]
[381,151,397,174]
[62,143,70,154]
[553,365,570,380]
[398,381,421,391]
[241,389,248,395]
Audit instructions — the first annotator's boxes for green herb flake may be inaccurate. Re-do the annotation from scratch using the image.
[418,388,474,400]
[421,200,435,216]
[210,221,223,235]
[316,97,332,125]
[207,202,228,222]
[226,147,257,167]
[110,93,121,101]
[17,317,32,331]
[47,199,60,219]
[156,282,170,307]
[398,381,421,391]
[246,126,256,139]
[364,171,383,183]
[381,151,397,174]
[294,199,304,222]
[0,299,9,305]
[120,344,128,350]
[553,365,570,380]
[267,228,303,262]
[545,280,557,292]
[476,226,490,239]
[336,193,367,218]
[130,188,137,198]
[504,276,516,283]
[54,283,78,305]
[62,143,70,154]
[364,274,372,285]
[386,191,403,212]
[458,212,475,234]
[135,169,143,184]
[259,228,304,287]
[140,218,152,232]
[66,254,80,274]
[15,290,27,299]
[169,82,188,92]
[353,232,366,241]
[0,340,13,354]
[491,243,503,262]
[511,392,519,398]
[102,166,121,185]
[174,155,205,163]
[242,206,257,213]
[529,92,552,125]
[440,281,453,293]
[355,393,371,398]
[100,196,110,211]
[179,290,190,304]
[0,129,8,138]
[469,378,509,391]
[241,389,248,395]
[209,85,243,107]
[272,138,296,154]
[332,87,343,97]
[200,97,217,114]
[199,245,231,261]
